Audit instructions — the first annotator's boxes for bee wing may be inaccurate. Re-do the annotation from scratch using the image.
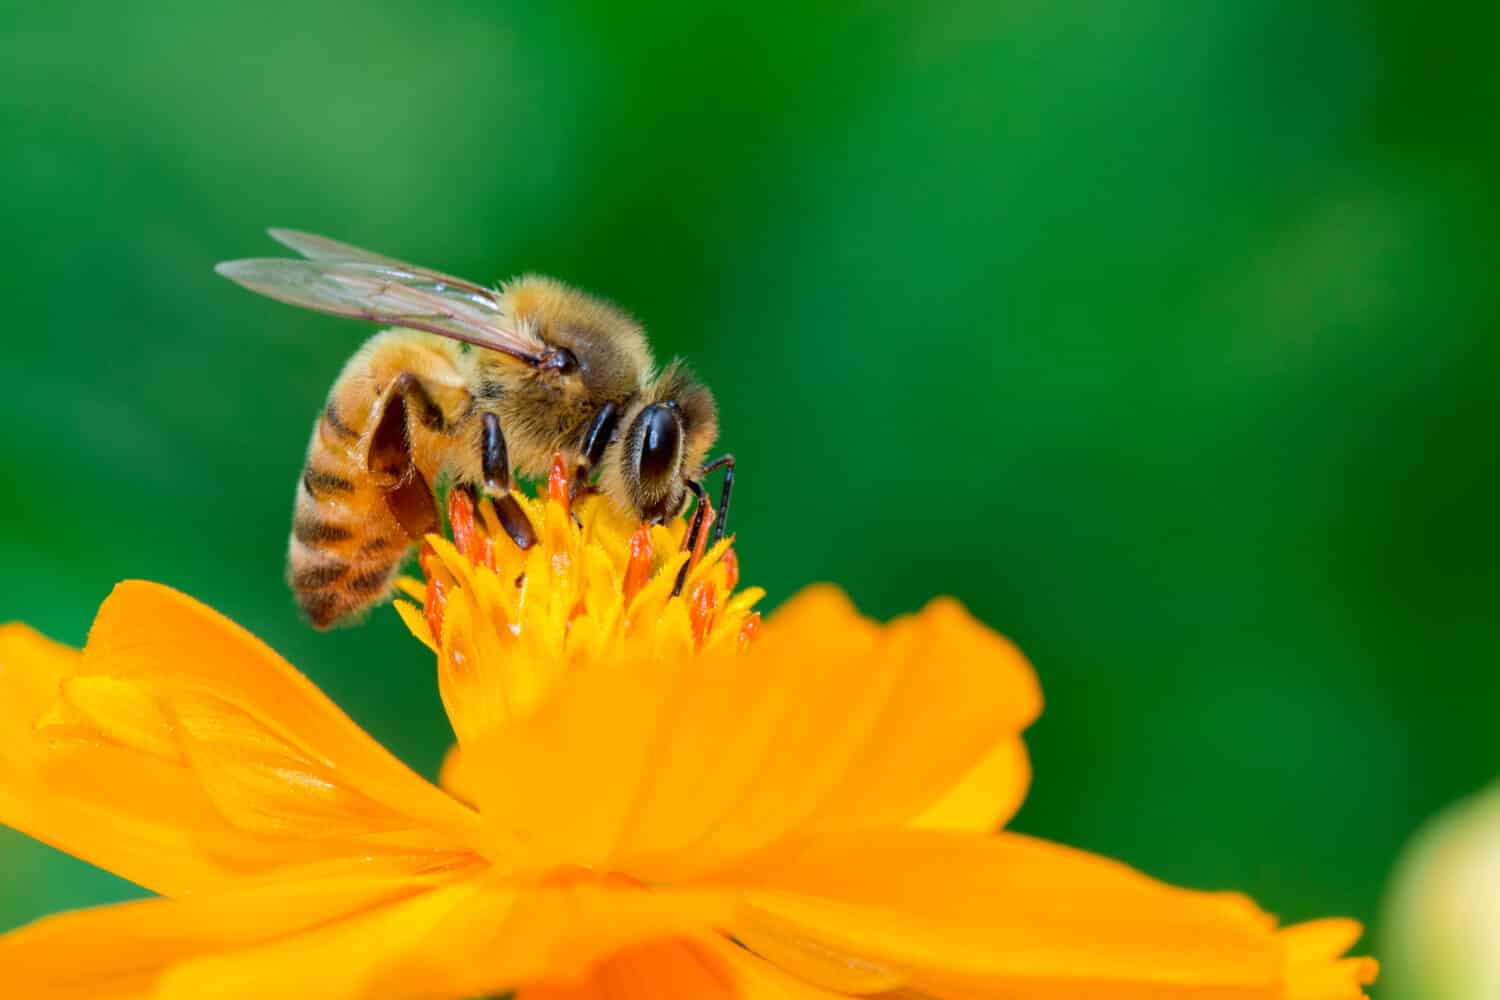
[216,256,551,365]
[266,228,495,301]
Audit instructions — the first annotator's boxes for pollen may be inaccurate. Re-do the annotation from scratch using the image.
[394,457,763,740]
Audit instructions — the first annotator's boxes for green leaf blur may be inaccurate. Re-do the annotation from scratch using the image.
[1,0,1495,965]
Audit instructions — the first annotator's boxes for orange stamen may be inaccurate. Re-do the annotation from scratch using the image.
[689,498,716,570]
[447,488,485,565]
[624,524,653,605]
[548,453,570,511]
[480,536,496,572]
[722,547,740,592]
[424,576,448,645]
[689,580,718,646]
[738,611,761,650]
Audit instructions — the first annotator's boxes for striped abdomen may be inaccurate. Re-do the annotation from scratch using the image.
[288,330,469,628]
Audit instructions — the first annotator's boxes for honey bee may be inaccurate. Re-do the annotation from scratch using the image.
[217,230,731,629]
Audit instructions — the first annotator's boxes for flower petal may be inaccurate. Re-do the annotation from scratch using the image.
[910,735,1030,833]
[705,937,861,999]
[437,742,479,807]
[516,939,738,1000]
[386,878,737,997]
[150,881,483,1000]
[0,624,77,757]
[94,873,730,999]
[0,869,462,1000]
[0,624,244,896]
[470,586,1041,880]
[0,585,488,898]
[82,581,482,846]
[794,596,1039,831]
[1281,920,1378,1000]
[715,830,1372,999]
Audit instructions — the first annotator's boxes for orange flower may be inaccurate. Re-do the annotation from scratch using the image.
[0,482,1376,998]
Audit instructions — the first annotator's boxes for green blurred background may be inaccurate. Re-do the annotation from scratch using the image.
[2,0,1496,986]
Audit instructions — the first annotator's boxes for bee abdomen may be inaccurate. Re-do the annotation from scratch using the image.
[288,476,409,627]
[291,561,349,590]
[286,328,468,629]
[288,414,411,628]
[321,400,360,442]
[293,561,402,629]
[292,514,354,545]
[302,466,355,497]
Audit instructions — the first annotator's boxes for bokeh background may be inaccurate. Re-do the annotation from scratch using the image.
[2,1,1496,990]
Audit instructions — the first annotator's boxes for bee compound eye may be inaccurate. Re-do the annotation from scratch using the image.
[544,348,580,374]
[635,403,682,486]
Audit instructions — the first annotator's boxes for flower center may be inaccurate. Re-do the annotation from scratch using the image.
[393,455,764,742]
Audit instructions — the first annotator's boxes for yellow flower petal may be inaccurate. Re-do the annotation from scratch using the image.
[911,735,1031,832]
[0,870,463,1000]
[388,879,736,997]
[0,624,81,763]
[83,581,483,847]
[0,624,245,896]
[152,881,483,1000]
[469,587,1041,880]
[1281,920,1378,1000]
[437,742,479,807]
[0,585,490,898]
[795,596,1039,833]
[1279,918,1365,962]
[705,937,855,999]
[718,830,1369,999]
[55,675,181,762]
[170,689,432,840]
[516,939,737,1000]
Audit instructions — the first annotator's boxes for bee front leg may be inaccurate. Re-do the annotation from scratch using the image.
[700,454,735,544]
[671,479,711,597]
[479,412,537,550]
[571,401,623,503]
[367,372,443,539]
[668,455,736,596]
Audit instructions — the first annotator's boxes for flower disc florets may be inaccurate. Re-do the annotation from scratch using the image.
[394,457,762,744]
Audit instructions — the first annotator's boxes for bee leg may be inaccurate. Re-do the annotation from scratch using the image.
[479,412,537,550]
[700,454,735,544]
[571,401,623,503]
[368,378,440,538]
[672,479,710,597]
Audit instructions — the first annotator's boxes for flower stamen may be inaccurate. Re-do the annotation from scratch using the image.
[688,497,716,567]
[688,580,717,646]
[448,486,477,557]
[672,492,717,597]
[723,547,740,592]
[738,610,761,649]
[624,524,654,605]
[394,455,766,704]
[424,574,448,642]
[548,453,570,511]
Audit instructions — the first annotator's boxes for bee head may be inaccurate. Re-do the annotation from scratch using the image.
[613,362,718,523]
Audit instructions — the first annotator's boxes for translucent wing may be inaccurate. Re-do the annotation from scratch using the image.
[266,228,494,301]
[217,232,551,365]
